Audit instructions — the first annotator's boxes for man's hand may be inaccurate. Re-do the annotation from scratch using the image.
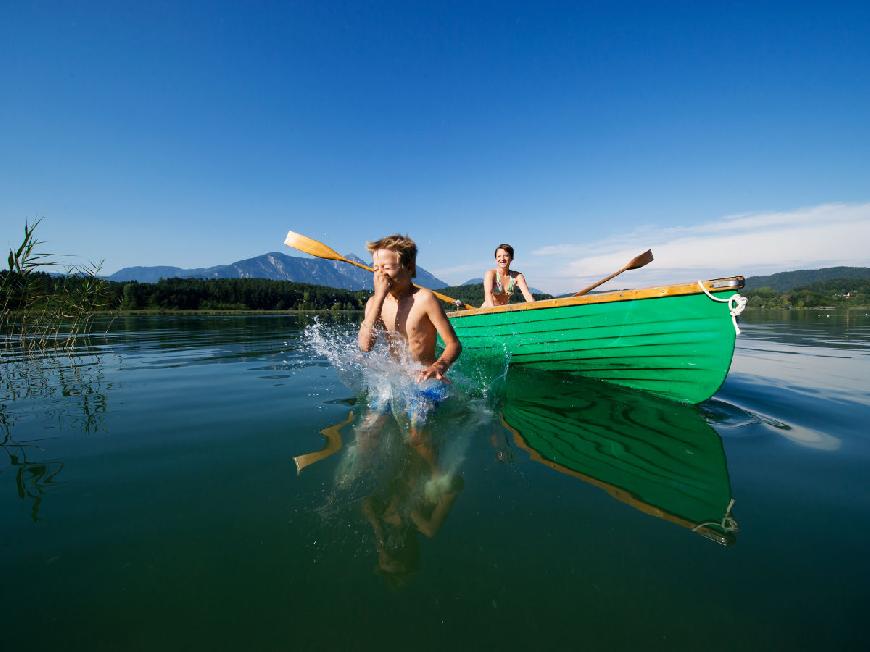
[373,268,392,298]
[417,362,449,383]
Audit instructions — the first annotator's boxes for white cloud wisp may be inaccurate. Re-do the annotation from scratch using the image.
[531,202,870,295]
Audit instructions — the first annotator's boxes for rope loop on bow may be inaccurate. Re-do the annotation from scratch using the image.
[698,281,747,335]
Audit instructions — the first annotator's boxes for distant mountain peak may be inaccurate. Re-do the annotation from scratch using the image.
[106,251,448,290]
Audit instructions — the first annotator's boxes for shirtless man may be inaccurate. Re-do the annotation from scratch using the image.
[348,234,461,501]
[358,234,461,382]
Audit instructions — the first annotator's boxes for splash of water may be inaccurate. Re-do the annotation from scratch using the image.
[302,317,508,502]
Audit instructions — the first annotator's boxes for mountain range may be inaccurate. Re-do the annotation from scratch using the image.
[106,252,448,291]
[107,255,870,297]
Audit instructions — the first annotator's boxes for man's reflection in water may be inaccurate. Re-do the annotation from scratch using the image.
[329,387,463,586]
[362,437,463,587]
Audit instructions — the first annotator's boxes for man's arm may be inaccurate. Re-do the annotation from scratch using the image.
[358,268,391,351]
[358,295,385,351]
[418,293,462,381]
[410,486,460,538]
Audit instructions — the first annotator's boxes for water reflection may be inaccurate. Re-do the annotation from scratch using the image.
[0,403,65,521]
[498,367,739,545]
[361,435,463,587]
[0,351,109,520]
[302,376,470,585]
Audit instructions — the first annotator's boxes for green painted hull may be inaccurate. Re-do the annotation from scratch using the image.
[501,367,737,544]
[448,283,742,404]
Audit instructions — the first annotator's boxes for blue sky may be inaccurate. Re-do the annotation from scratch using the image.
[2,1,869,293]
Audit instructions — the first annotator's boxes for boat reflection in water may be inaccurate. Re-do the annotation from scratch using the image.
[498,367,739,545]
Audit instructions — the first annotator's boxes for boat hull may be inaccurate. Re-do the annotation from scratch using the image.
[447,278,743,404]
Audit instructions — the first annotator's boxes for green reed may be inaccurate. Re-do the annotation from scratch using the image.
[1,219,113,355]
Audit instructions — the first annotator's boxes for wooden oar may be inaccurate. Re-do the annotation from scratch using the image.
[574,249,654,297]
[293,410,352,475]
[284,230,474,310]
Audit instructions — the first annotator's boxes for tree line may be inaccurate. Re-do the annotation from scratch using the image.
[9,269,868,313]
[115,277,373,311]
[2,272,558,313]
[743,278,870,309]
[2,273,375,311]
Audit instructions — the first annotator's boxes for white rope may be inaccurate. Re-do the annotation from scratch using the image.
[697,281,747,335]
[692,499,739,537]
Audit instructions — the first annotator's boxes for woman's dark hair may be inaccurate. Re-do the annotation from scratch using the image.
[494,244,515,259]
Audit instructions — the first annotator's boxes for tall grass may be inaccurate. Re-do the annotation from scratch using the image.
[1,219,113,519]
[1,219,112,355]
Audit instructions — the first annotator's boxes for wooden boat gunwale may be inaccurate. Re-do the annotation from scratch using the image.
[447,276,745,319]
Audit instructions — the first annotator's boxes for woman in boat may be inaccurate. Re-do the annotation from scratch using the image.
[482,243,535,307]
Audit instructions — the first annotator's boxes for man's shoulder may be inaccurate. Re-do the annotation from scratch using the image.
[411,287,447,314]
[412,286,437,303]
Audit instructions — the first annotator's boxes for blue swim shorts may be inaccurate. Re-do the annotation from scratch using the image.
[367,380,450,425]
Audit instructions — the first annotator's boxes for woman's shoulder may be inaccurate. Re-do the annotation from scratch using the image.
[510,270,524,278]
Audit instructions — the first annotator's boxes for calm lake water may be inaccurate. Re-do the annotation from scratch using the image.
[2,310,869,651]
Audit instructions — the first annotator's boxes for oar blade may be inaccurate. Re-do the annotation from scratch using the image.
[284,230,345,262]
[625,249,654,271]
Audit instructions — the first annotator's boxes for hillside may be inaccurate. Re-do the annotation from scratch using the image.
[743,276,870,308]
[744,267,870,292]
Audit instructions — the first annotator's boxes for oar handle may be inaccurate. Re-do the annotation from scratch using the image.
[574,268,624,297]
[346,259,472,308]
[574,250,653,297]
[346,259,374,273]
[432,290,473,310]
[284,229,474,310]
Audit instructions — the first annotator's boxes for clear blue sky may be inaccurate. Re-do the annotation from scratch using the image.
[2,1,869,293]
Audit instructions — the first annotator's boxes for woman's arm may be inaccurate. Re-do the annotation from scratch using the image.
[516,273,535,303]
[482,269,496,307]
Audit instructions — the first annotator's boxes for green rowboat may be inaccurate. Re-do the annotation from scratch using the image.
[447,276,746,404]
[500,367,738,545]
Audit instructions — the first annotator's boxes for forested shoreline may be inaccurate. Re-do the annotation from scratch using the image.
[1,273,372,312]
[742,278,870,309]
[4,270,868,314]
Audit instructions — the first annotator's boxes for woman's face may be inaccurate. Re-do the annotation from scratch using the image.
[495,248,512,269]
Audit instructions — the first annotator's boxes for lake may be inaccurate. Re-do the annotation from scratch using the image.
[2,310,869,650]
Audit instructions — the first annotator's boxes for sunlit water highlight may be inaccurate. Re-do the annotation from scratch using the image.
[1,311,868,650]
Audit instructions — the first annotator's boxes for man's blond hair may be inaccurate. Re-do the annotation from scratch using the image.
[366,234,417,277]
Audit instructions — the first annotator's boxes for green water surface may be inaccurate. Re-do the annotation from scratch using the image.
[1,311,868,650]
